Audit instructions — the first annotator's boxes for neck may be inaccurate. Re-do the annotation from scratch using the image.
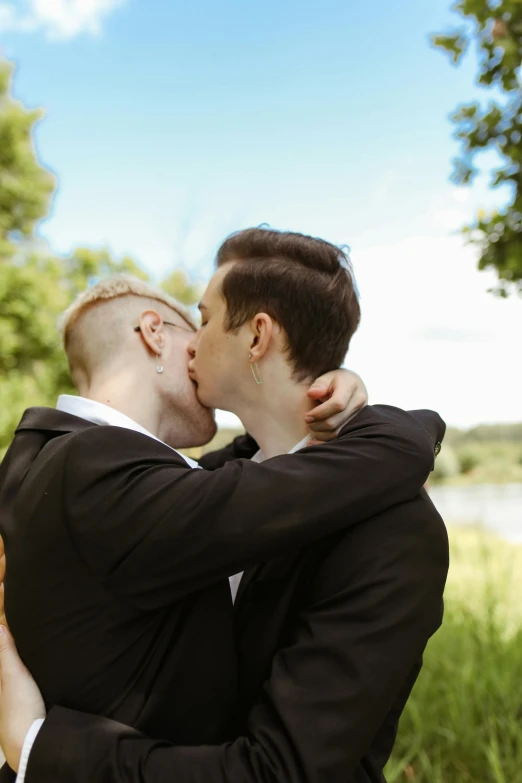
[235,372,313,459]
[78,371,174,445]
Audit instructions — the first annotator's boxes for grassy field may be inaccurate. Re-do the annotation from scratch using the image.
[386,526,522,782]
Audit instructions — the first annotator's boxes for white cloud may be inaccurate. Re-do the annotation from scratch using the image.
[0,0,127,39]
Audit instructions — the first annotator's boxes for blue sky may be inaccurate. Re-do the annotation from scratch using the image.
[1,0,521,427]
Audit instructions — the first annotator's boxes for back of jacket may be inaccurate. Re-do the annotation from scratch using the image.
[0,417,238,745]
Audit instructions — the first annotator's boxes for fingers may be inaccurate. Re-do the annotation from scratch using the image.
[0,625,26,684]
[0,535,7,629]
[0,624,16,659]
[306,383,331,401]
[305,400,367,444]
[0,583,5,628]
[306,393,366,427]
[0,536,5,586]
[305,396,346,424]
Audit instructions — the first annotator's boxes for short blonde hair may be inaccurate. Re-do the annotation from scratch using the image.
[60,274,197,346]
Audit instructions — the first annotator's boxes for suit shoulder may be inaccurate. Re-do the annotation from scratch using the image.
[64,425,190,471]
[343,404,421,431]
[368,404,443,432]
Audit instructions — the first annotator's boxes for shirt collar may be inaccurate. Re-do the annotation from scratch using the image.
[56,395,200,469]
[251,434,311,463]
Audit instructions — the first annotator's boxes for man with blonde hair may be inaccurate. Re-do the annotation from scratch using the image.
[58,275,217,449]
[0,227,445,783]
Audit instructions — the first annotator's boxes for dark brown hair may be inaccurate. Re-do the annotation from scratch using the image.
[216,227,361,381]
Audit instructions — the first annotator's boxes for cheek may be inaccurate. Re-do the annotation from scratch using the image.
[202,336,233,386]
[196,330,214,364]
[196,331,220,374]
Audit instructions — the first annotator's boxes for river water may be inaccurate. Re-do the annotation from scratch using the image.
[429,482,522,543]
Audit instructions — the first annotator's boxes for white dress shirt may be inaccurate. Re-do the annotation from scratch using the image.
[228,434,310,601]
[16,415,309,780]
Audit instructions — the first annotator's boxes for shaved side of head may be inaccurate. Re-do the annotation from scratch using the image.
[61,275,195,390]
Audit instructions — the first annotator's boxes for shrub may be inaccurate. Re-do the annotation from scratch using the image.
[431,445,460,483]
[457,446,482,474]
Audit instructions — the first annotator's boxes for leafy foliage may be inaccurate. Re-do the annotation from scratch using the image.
[162,268,202,305]
[432,0,522,296]
[0,60,55,260]
[432,423,522,485]
[0,246,156,453]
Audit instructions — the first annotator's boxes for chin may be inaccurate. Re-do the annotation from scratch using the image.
[180,408,217,449]
[195,386,222,411]
[189,423,218,448]
[197,407,218,444]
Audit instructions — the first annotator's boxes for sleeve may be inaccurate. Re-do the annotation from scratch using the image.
[63,406,443,608]
[407,410,445,465]
[23,493,449,783]
[197,413,442,473]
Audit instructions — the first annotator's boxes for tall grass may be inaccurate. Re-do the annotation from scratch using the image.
[386,527,522,782]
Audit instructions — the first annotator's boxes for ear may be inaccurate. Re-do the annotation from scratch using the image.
[248,313,276,362]
[137,310,165,357]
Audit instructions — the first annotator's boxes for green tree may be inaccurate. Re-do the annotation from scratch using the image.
[0,60,55,260]
[0,247,150,453]
[433,1,522,296]
[161,268,202,305]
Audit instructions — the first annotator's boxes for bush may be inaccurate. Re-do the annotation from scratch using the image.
[431,445,460,483]
[457,446,482,474]
[386,529,522,782]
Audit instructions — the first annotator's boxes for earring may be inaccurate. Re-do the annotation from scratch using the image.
[156,354,164,374]
[248,353,262,385]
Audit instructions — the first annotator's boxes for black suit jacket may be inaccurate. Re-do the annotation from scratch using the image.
[0,405,443,780]
[21,471,448,783]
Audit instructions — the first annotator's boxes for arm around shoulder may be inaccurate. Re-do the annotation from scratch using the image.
[64,407,438,609]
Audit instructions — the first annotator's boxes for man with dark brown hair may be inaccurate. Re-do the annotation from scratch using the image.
[0,227,447,783]
[216,227,361,380]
